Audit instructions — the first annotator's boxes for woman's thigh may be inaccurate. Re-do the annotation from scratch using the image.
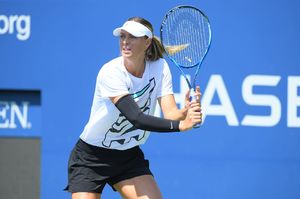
[72,192,101,199]
[113,175,162,199]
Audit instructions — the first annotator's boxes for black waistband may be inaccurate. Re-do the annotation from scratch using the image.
[76,139,140,155]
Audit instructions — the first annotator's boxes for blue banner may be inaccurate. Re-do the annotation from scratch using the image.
[1,0,299,199]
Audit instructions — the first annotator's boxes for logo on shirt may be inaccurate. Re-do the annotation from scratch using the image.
[102,78,156,148]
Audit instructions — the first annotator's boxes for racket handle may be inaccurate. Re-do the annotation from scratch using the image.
[190,89,196,101]
[190,89,201,128]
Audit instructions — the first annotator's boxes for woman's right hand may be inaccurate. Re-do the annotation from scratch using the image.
[179,100,202,131]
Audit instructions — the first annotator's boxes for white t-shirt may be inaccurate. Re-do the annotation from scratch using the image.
[80,56,173,150]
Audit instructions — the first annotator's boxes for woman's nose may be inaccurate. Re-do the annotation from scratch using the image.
[123,37,129,44]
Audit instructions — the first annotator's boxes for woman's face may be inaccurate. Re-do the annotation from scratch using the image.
[119,30,151,60]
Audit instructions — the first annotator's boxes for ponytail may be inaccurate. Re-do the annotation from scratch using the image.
[145,36,165,61]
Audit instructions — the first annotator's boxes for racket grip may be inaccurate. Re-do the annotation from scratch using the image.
[190,89,196,101]
[190,89,201,128]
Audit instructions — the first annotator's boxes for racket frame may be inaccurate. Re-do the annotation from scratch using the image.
[160,5,212,127]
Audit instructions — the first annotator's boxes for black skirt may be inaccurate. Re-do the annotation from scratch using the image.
[64,139,153,193]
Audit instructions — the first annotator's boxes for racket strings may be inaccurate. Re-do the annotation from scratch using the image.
[161,7,211,68]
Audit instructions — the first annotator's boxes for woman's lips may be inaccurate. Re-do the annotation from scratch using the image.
[122,47,131,53]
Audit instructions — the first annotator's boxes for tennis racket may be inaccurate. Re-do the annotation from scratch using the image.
[160,5,212,127]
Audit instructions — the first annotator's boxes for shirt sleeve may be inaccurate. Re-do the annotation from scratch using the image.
[98,64,129,98]
[157,59,174,98]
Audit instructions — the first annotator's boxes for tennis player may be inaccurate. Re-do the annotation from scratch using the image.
[65,17,202,199]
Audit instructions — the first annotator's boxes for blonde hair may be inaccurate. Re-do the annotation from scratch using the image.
[128,17,165,61]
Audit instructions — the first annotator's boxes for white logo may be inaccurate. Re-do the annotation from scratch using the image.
[0,15,31,41]
[172,74,300,128]
[0,101,31,129]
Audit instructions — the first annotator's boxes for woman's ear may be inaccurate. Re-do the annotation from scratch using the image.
[145,38,152,48]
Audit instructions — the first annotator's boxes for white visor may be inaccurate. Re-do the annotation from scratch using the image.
[113,21,153,38]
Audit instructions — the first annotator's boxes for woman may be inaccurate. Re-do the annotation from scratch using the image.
[65,17,202,199]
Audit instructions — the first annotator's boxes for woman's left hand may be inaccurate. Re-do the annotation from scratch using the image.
[182,89,191,117]
[193,86,202,126]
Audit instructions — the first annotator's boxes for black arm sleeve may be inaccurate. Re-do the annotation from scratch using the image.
[114,94,180,132]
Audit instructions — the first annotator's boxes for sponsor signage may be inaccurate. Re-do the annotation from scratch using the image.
[0,90,41,136]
